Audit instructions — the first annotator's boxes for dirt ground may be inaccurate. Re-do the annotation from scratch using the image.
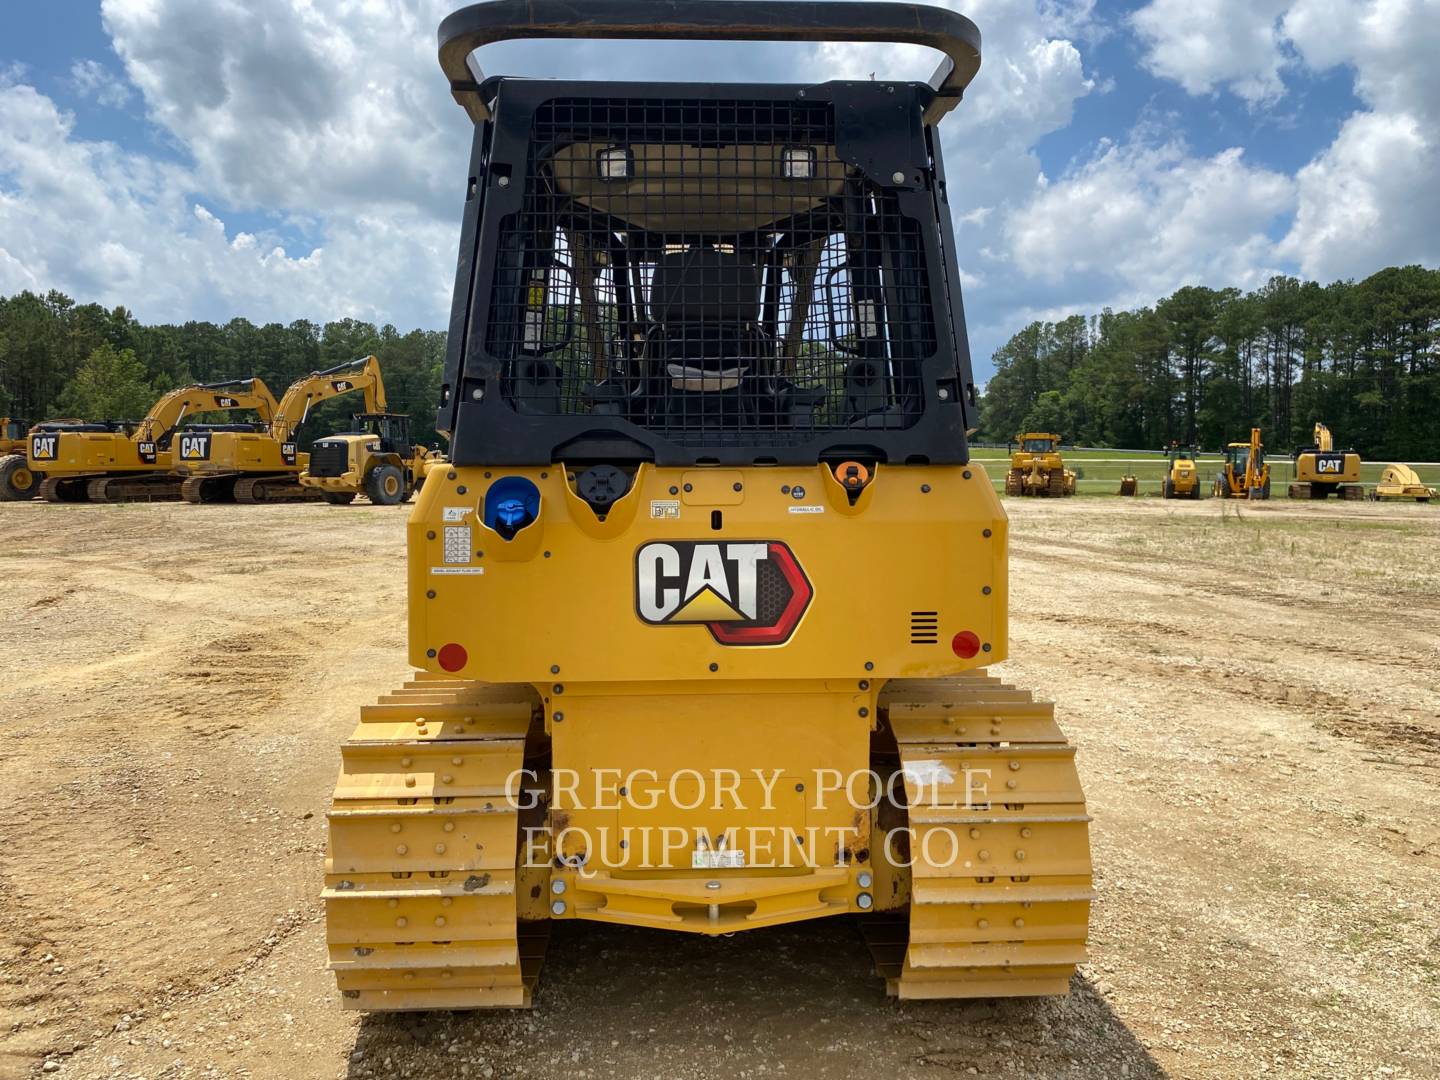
[1,493,1436,1080]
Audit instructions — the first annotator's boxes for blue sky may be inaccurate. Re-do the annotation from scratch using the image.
[1,0,1436,378]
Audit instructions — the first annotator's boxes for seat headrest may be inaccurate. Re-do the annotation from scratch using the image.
[650,249,762,325]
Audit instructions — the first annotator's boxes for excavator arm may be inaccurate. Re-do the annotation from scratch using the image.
[135,379,279,446]
[271,357,387,442]
[1313,423,1333,452]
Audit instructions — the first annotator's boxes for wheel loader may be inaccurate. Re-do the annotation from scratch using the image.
[300,413,445,505]
[0,417,45,500]
[176,357,386,503]
[1003,433,1076,497]
[28,382,278,503]
[1162,443,1201,500]
[1213,428,1270,499]
[1288,422,1363,500]
[322,0,1092,1011]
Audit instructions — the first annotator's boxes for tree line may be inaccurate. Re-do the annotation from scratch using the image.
[0,291,448,449]
[978,265,1440,460]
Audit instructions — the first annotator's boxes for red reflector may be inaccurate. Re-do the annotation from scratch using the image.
[952,631,981,659]
[437,643,468,672]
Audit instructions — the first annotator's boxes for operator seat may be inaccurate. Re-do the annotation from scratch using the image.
[648,248,764,428]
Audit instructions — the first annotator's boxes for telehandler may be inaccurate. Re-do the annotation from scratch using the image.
[300,413,445,505]
[1289,423,1363,500]
[28,382,278,503]
[177,357,387,503]
[1003,433,1076,497]
[1213,428,1270,499]
[1162,443,1201,500]
[322,0,1091,1011]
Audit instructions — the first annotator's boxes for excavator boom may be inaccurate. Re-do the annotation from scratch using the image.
[271,357,387,442]
[136,379,279,444]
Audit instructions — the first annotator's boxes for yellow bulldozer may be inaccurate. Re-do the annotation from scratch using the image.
[1370,464,1435,503]
[176,356,387,503]
[1162,443,1201,500]
[321,0,1091,1013]
[1003,433,1076,497]
[1213,427,1270,500]
[300,413,446,505]
[28,381,278,503]
[1289,422,1363,500]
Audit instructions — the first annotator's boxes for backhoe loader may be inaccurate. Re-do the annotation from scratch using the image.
[1289,422,1363,500]
[300,413,445,505]
[177,357,387,503]
[322,0,1091,1012]
[1003,433,1076,497]
[1213,428,1270,499]
[28,382,278,503]
[1162,443,1201,500]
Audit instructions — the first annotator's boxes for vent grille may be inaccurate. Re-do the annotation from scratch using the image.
[910,611,939,645]
[308,441,350,478]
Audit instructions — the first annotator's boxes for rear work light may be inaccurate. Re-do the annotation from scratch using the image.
[781,145,816,179]
[597,145,633,180]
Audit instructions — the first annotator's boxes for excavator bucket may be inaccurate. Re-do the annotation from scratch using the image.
[1118,476,1137,496]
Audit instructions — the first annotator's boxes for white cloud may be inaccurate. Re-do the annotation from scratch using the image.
[69,59,134,109]
[1278,110,1437,280]
[1130,0,1292,104]
[1005,136,1294,303]
[0,83,452,325]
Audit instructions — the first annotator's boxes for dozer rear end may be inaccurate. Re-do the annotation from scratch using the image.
[324,0,1091,1012]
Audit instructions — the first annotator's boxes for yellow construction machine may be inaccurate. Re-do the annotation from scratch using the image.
[1,417,44,500]
[1213,428,1270,499]
[1289,423,1363,500]
[300,413,445,505]
[322,1,1091,1013]
[177,356,386,503]
[1370,464,1434,503]
[1003,433,1076,497]
[1162,443,1201,500]
[28,382,278,503]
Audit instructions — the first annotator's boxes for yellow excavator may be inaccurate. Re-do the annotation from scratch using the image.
[300,413,446,505]
[177,356,387,504]
[1003,433,1076,497]
[28,381,278,503]
[1213,428,1270,500]
[1162,443,1201,500]
[1371,464,1435,503]
[322,1,1091,1013]
[1289,423,1363,500]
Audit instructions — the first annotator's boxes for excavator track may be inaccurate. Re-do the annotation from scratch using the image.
[85,476,183,503]
[324,675,551,1011]
[863,674,1092,999]
[234,475,321,504]
[182,474,240,504]
[39,476,94,503]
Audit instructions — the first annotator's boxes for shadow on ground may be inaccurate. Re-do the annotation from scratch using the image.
[347,918,1160,1079]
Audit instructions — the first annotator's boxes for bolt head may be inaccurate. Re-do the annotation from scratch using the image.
[551,900,567,915]
[857,871,873,889]
[857,892,874,910]
[892,171,906,184]
[552,879,566,895]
